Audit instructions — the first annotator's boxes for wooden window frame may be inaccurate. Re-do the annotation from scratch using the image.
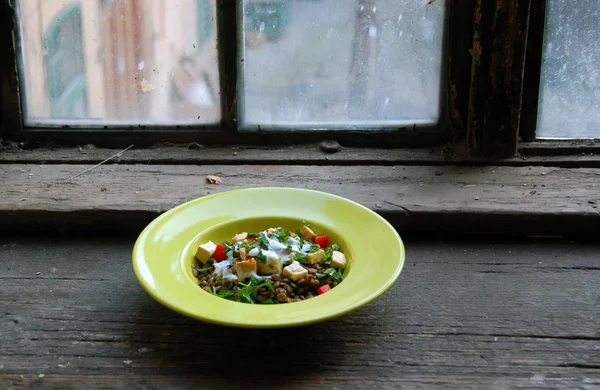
[1,0,599,155]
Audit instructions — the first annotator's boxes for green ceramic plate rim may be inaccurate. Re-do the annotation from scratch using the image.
[132,187,405,328]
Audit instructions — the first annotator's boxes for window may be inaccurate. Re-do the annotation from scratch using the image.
[2,0,599,154]
[238,0,445,129]
[17,0,220,126]
[12,0,448,135]
[536,0,600,139]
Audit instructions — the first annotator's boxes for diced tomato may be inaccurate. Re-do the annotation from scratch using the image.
[212,244,227,262]
[247,237,257,242]
[317,284,331,295]
[315,235,328,248]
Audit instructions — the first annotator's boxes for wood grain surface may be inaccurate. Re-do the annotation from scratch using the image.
[2,163,600,234]
[3,146,600,167]
[0,235,599,389]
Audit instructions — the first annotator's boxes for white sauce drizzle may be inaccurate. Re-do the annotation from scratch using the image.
[223,273,238,281]
[213,259,232,277]
[267,238,288,251]
[301,243,312,253]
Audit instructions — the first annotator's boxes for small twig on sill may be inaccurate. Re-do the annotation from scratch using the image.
[61,144,134,182]
[383,200,411,217]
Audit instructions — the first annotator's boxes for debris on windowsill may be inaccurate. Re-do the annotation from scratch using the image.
[0,140,25,151]
[78,144,96,153]
[123,359,133,365]
[60,145,134,182]
[319,140,342,154]
[206,175,222,184]
[188,142,204,150]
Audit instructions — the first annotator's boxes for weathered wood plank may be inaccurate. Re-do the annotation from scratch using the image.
[465,0,531,158]
[2,163,600,234]
[3,146,600,167]
[0,145,441,165]
[0,237,598,389]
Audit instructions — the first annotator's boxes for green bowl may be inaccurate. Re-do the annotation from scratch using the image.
[132,188,405,328]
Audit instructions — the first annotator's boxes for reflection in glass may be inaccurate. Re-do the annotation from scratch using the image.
[538,0,600,139]
[17,0,220,126]
[240,0,445,128]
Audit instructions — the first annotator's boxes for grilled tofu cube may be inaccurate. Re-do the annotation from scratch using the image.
[231,232,248,244]
[238,247,247,261]
[283,263,308,281]
[195,241,216,264]
[257,254,283,275]
[300,225,316,240]
[235,259,257,281]
[267,227,277,235]
[331,251,346,268]
[306,249,325,265]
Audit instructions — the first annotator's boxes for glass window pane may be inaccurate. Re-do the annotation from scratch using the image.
[537,0,600,139]
[239,0,445,129]
[17,0,220,126]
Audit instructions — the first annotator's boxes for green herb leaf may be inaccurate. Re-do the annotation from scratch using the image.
[309,244,321,253]
[275,227,290,241]
[331,244,341,252]
[261,298,275,304]
[239,240,255,253]
[317,268,344,283]
[197,267,210,276]
[324,268,336,277]
[233,277,274,304]
[247,233,259,238]
[255,250,267,264]
[218,286,235,299]
[258,232,270,250]
[294,252,308,264]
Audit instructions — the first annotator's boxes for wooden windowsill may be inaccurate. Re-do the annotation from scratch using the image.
[1,146,599,234]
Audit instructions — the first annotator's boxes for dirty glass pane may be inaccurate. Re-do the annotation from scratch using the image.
[17,0,220,126]
[239,0,445,129]
[537,0,600,139]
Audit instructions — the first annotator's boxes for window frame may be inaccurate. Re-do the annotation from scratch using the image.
[2,0,598,155]
[0,0,459,149]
